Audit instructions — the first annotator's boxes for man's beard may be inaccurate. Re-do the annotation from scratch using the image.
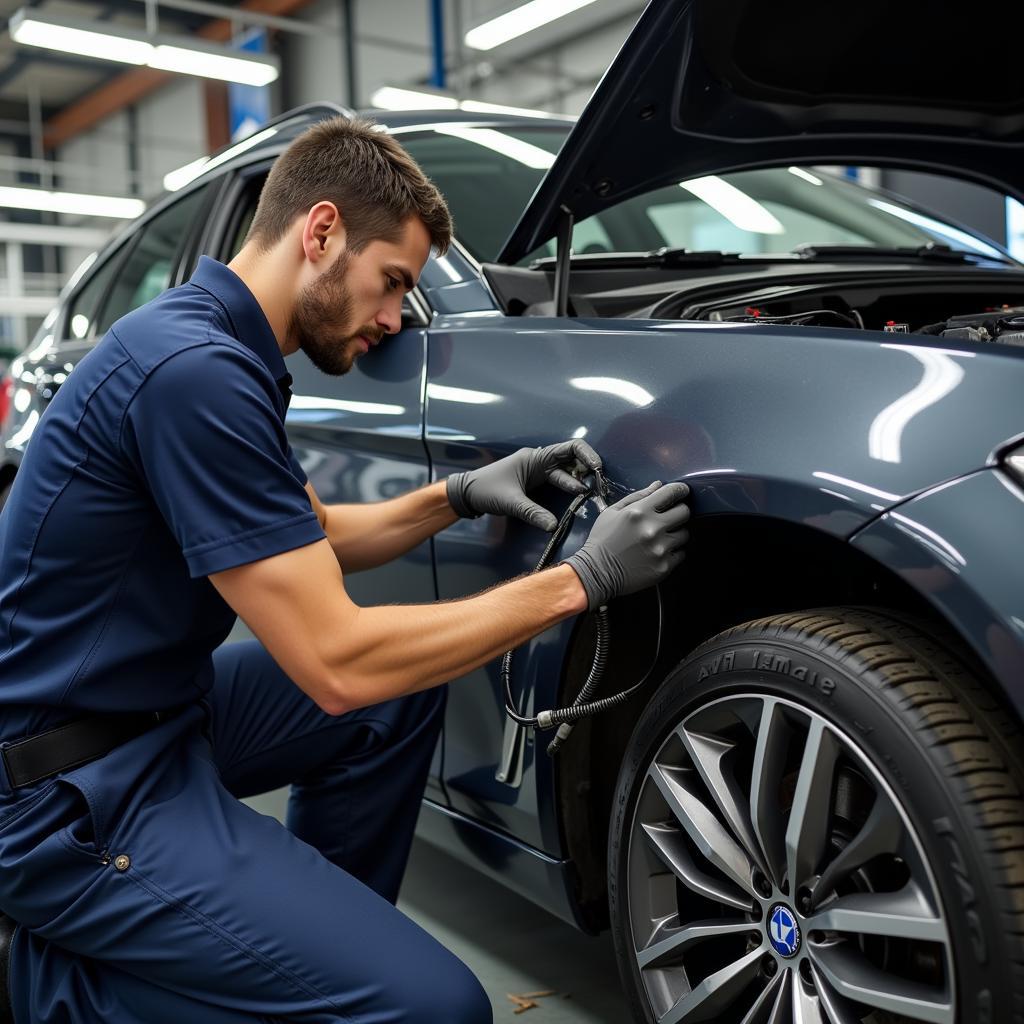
[288,251,374,376]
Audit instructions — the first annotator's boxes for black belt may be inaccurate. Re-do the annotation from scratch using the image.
[1,712,164,790]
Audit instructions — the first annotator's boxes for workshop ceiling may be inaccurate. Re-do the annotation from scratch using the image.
[0,0,207,115]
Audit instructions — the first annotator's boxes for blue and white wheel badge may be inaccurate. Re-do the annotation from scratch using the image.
[768,904,801,958]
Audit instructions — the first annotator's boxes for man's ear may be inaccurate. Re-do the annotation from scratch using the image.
[301,201,347,266]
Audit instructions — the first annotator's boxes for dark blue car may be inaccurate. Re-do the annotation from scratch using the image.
[4,1,1024,1020]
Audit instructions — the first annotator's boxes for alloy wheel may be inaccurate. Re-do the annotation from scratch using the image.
[625,693,954,1023]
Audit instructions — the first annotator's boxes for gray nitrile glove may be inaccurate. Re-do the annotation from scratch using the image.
[563,480,691,610]
[446,439,603,532]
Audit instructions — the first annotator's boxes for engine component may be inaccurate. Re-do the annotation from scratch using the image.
[712,307,864,329]
[917,307,1024,346]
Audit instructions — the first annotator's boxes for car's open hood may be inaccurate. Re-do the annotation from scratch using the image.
[498,0,1024,264]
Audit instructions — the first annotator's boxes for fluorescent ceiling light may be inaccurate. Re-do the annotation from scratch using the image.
[0,185,144,219]
[465,0,599,50]
[9,8,278,86]
[11,13,152,64]
[164,125,278,192]
[434,127,555,169]
[371,87,459,111]
[680,176,785,235]
[150,43,278,86]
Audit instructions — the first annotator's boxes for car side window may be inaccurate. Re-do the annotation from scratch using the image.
[64,251,125,342]
[228,202,257,261]
[217,171,265,262]
[95,184,211,335]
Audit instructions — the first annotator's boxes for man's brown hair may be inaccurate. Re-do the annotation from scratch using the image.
[246,116,452,256]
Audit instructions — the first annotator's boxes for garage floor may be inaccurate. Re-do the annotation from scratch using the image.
[244,789,631,1023]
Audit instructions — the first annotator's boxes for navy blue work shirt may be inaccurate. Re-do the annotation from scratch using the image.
[0,256,326,743]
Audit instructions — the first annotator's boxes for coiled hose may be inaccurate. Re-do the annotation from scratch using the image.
[501,483,664,757]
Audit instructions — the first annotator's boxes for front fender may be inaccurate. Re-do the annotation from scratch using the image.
[850,467,1024,718]
[426,317,1024,856]
[427,316,1024,538]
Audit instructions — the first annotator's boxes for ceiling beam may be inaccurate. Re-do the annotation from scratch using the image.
[43,0,314,151]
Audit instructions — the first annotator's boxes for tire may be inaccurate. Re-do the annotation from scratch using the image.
[608,606,1024,1024]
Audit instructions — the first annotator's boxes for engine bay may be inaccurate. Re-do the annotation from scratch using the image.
[483,260,1024,349]
[648,278,1024,346]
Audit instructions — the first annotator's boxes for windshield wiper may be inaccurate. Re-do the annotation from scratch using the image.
[793,242,1015,265]
[530,247,746,271]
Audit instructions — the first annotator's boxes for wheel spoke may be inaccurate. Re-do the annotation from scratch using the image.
[679,726,768,873]
[810,940,954,1022]
[809,961,868,1024]
[649,762,757,896]
[637,918,756,969]
[785,719,839,894]
[807,884,947,943]
[642,823,755,912]
[658,947,763,1024]
[749,699,790,888]
[791,970,826,1024]
[738,971,789,1024]
[814,793,903,900]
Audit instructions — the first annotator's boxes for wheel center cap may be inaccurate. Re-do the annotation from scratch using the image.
[767,904,801,958]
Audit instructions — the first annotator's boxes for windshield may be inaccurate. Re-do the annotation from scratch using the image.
[398,124,1007,263]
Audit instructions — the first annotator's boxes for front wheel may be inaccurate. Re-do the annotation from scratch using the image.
[608,607,1024,1024]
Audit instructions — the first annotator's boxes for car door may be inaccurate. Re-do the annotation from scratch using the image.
[425,318,582,852]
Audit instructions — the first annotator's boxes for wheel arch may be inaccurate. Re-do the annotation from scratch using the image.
[554,511,1004,932]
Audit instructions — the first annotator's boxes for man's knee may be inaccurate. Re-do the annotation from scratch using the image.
[433,962,491,1024]
[394,949,491,1024]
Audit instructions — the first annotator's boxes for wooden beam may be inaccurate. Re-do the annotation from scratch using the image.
[43,0,314,150]
[204,81,230,152]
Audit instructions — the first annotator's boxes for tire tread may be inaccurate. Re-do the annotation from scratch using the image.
[691,605,1024,1020]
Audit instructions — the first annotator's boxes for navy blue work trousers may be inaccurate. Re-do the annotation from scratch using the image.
[0,641,492,1023]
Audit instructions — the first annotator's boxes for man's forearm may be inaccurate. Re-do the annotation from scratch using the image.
[325,564,587,711]
[322,480,457,572]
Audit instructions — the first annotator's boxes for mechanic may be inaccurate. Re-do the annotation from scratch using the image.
[0,117,690,1023]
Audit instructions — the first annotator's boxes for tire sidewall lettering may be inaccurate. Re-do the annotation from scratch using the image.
[609,627,1012,1023]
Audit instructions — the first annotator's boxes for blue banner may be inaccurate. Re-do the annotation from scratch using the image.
[228,28,271,141]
